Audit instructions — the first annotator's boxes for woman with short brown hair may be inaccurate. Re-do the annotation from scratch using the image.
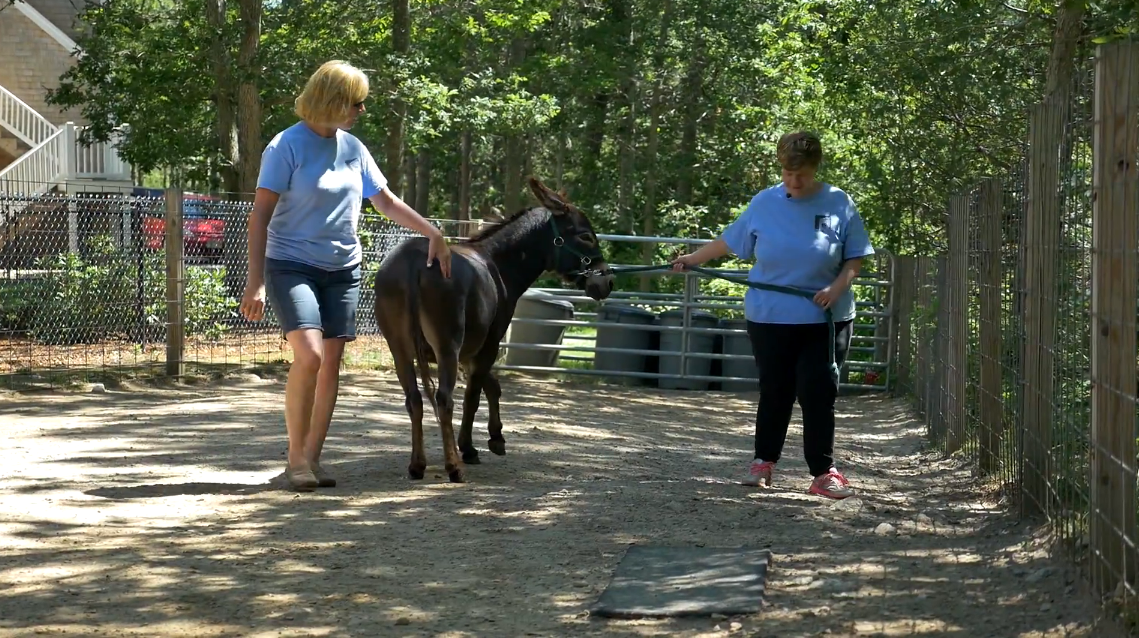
[672,131,874,499]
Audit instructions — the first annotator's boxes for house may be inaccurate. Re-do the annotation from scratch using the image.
[0,0,134,262]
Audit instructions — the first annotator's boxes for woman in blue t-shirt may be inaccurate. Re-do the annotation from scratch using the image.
[239,60,452,492]
[672,131,874,500]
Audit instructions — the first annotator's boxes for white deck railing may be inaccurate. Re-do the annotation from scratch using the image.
[0,122,132,229]
[0,85,56,147]
[73,126,131,180]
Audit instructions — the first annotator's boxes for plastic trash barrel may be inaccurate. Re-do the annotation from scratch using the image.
[505,289,575,368]
[657,308,720,390]
[719,317,759,392]
[593,304,658,386]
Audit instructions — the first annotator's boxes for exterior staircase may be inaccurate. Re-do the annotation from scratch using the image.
[0,83,131,232]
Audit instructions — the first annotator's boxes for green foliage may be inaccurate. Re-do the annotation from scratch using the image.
[47,0,1138,256]
[0,236,237,344]
[45,0,217,184]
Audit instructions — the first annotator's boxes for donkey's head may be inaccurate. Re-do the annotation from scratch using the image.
[527,177,614,301]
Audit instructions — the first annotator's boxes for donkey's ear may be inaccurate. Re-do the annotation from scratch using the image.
[528,176,568,215]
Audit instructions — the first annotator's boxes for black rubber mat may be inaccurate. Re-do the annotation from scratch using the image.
[591,545,773,618]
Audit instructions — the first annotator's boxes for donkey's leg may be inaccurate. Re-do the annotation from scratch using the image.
[434,347,466,483]
[379,331,427,479]
[483,371,507,456]
[458,369,485,465]
[375,290,427,480]
[397,351,428,480]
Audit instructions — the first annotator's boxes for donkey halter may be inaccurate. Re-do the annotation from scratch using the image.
[548,215,606,276]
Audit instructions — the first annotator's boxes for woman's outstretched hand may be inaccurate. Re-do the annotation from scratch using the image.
[671,253,703,272]
[427,229,453,279]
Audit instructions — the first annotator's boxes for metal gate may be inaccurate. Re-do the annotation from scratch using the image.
[493,232,894,393]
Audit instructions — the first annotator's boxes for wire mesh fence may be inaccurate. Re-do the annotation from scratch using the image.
[891,40,1139,611]
[0,185,492,388]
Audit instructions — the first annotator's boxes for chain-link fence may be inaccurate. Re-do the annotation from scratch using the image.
[0,183,491,388]
[892,40,1139,611]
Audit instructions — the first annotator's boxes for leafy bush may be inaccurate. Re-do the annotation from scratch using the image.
[1,235,236,344]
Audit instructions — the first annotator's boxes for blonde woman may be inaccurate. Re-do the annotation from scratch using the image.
[239,60,452,491]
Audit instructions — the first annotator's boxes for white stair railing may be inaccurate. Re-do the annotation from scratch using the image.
[0,84,57,147]
[0,127,68,227]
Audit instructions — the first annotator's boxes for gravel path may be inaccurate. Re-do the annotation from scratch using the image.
[0,371,1124,637]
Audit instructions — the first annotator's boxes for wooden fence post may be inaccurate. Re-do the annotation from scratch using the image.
[946,194,969,454]
[893,255,916,396]
[1089,40,1139,595]
[930,256,949,443]
[916,256,934,419]
[1020,98,1064,517]
[978,178,1004,475]
[165,188,185,377]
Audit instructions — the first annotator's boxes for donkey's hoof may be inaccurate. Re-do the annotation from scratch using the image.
[408,464,426,480]
[462,449,481,464]
[446,466,466,483]
[487,437,506,456]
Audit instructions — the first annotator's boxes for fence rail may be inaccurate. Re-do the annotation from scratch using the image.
[0,186,894,395]
[891,40,1139,611]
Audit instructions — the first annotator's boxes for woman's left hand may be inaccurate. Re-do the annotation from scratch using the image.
[813,285,842,309]
[427,229,453,279]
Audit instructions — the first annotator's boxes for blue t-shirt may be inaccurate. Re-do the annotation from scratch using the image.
[256,122,388,270]
[720,183,875,325]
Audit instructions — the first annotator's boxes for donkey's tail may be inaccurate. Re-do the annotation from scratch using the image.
[408,265,438,416]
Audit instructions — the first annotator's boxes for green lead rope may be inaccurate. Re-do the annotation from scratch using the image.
[601,263,839,383]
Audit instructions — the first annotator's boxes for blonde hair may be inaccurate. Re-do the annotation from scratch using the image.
[777,131,823,170]
[294,60,369,126]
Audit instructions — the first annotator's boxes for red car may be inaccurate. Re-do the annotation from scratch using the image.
[139,192,225,260]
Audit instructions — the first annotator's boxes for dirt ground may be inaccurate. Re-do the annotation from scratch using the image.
[0,371,1126,638]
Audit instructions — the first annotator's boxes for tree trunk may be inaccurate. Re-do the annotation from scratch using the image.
[236,0,262,196]
[1043,0,1085,105]
[414,147,430,216]
[503,37,527,216]
[555,133,565,191]
[639,0,674,290]
[403,152,417,205]
[385,0,410,194]
[205,0,239,196]
[608,0,637,233]
[504,135,523,215]
[459,129,472,235]
[580,92,608,192]
[675,43,707,206]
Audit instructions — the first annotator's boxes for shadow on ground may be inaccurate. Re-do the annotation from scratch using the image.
[0,371,1124,637]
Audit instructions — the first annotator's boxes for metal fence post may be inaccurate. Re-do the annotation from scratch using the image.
[165,188,184,377]
[681,266,695,385]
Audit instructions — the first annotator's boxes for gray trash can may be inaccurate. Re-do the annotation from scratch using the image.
[505,289,574,368]
[720,317,759,392]
[657,308,720,390]
[593,304,658,386]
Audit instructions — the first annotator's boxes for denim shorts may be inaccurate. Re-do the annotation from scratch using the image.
[264,258,362,341]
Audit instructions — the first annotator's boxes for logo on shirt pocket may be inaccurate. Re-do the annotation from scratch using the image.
[346,157,361,171]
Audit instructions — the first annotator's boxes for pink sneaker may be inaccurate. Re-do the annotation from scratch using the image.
[741,459,775,487]
[809,468,855,499]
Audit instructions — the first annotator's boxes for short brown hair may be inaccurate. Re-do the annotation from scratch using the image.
[777,131,823,170]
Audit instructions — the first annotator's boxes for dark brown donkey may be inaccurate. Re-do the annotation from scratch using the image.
[372,177,615,483]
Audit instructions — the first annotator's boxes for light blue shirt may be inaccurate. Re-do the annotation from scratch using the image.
[720,183,875,324]
[257,122,388,270]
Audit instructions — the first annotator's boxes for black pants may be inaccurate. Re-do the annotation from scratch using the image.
[747,319,853,477]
